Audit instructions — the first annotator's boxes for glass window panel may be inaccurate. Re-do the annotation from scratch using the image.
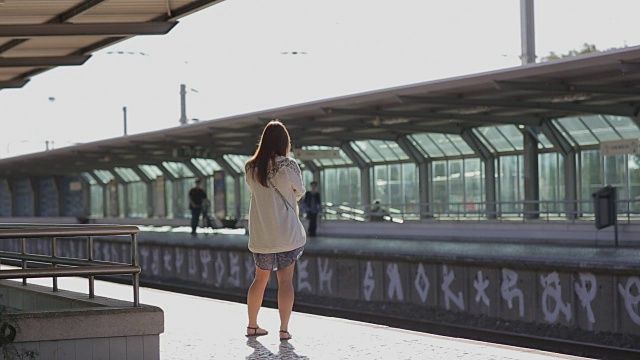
[429,133,461,156]
[114,167,140,183]
[539,153,564,213]
[90,184,103,217]
[579,150,602,213]
[497,125,523,151]
[432,160,447,215]
[81,172,97,185]
[162,161,194,178]
[537,132,553,149]
[409,133,444,157]
[448,160,464,212]
[498,155,523,213]
[138,164,163,180]
[352,140,408,163]
[373,165,388,203]
[604,155,627,199]
[464,158,483,212]
[93,170,114,183]
[127,182,147,218]
[301,145,353,167]
[604,115,640,139]
[629,154,640,213]
[191,158,221,176]
[476,126,513,152]
[402,163,419,217]
[447,134,475,155]
[472,127,498,153]
[555,117,597,145]
[224,154,251,174]
[581,115,620,142]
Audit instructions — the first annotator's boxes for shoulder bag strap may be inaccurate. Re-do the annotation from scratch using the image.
[268,178,295,211]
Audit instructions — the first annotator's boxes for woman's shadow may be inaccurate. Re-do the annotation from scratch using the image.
[246,338,310,360]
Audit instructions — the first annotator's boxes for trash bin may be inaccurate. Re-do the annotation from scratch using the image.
[593,186,616,230]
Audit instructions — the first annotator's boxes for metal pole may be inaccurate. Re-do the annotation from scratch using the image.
[88,236,94,298]
[131,234,140,307]
[520,0,536,65]
[21,238,26,286]
[123,106,128,136]
[52,237,58,291]
[179,84,188,125]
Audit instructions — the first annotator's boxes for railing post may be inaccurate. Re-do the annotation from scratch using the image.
[21,238,27,286]
[131,234,139,307]
[88,236,94,298]
[52,237,58,292]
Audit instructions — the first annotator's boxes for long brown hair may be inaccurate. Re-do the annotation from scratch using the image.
[245,120,292,187]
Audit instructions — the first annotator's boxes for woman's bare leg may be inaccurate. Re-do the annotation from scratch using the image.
[247,266,270,335]
[276,262,296,338]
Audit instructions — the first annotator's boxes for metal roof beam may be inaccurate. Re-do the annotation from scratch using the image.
[540,120,573,157]
[0,78,29,88]
[0,55,90,67]
[0,22,177,37]
[326,107,543,126]
[493,80,640,96]
[400,95,638,118]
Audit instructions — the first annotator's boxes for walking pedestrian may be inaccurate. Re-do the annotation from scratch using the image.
[188,179,207,235]
[304,181,321,236]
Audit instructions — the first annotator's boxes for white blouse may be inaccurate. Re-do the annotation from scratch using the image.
[245,156,307,253]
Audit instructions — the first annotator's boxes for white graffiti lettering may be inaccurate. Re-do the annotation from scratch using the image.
[151,248,160,276]
[175,248,185,275]
[441,265,464,311]
[363,261,375,301]
[214,253,225,287]
[199,249,212,279]
[473,270,490,306]
[575,272,597,328]
[228,253,240,287]
[163,249,172,272]
[501,268,524,318]
[297,258,312,292]
[187,249,197,275]
[386,263,404,301]
[618,276,640,326]
[101,243,110,262]
[245,255,255,282]
[110,243,119,263]
[317,258,333,293]
[541,272,572,323]
[414,263,430,303]
[139,248,150,272]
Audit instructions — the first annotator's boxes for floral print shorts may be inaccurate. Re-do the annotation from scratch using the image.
[253,246,304,271]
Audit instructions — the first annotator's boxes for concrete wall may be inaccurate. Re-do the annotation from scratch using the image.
[0,280,163,360]
[3,235,634,339]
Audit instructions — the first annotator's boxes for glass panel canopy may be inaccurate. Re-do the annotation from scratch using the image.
[161,161,194,178]
[224,154,251,173]
[138,164,163,180]
[352,140,409,163]
[92,169,114,183]
[301,145,353,167]
[410,133,476,158]
[191,158,221,176]
[113,167,141,182]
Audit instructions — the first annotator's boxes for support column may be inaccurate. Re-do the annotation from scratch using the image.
[157,162,179,218]
[520,0,536,65]
[215,156,243,217]
[109,170,127,218]
[397,136,431,219]
[541,119,577,219]
[461,129,497,219]
[340,143,370,208]
[523,127,540,219]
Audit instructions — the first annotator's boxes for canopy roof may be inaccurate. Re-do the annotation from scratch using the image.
[2,43,640,177]
[0,0,223,90]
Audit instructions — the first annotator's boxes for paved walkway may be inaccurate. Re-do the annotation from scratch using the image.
[26,276,593,360]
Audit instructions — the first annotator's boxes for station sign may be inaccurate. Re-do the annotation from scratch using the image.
[173,146,212,159]
[293,149,341,160]
[600,139,640,156]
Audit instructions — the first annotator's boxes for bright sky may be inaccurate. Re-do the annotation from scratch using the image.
[1,0,639,157]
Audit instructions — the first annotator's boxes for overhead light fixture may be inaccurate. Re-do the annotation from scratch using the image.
[381,118,410,125]
[550,93,591,103]
[319,127,344,133]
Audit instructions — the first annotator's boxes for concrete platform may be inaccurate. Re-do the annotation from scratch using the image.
[24,276,592,360]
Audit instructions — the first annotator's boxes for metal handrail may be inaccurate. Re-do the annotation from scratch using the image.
[0,224,141,306]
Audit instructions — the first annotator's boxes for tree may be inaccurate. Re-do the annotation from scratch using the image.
[540,43,600,62]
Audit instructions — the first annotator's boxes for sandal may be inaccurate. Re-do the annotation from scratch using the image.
[246,326,268,338]
[279,330,292,341]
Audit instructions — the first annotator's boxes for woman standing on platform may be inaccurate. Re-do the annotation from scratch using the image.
[244,120,306,341]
